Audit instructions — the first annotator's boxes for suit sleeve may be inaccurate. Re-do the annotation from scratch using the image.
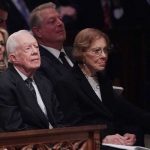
[51,91,65,127]
[101,74,150,133]
[54,79,83,126]
[112,91,150,132]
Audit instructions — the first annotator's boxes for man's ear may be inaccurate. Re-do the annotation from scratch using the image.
[32,27,42,38]
[9,53,17,64]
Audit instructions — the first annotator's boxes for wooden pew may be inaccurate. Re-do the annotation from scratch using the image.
[0,125,106,150]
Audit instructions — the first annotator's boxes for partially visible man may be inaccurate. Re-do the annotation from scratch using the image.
[29,2,74,86]
[0,30,63,131]
[0,0,8,29]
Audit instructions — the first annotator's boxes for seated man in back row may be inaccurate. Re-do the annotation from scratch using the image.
[0,30,63,131]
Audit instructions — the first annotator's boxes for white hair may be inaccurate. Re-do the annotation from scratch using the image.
[6,30,32,55]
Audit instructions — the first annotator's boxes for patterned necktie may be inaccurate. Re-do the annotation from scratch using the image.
[25,78,36,97]
[59,52,71,69]
[25,77,53,129]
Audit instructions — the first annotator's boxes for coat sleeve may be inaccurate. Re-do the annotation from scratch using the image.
[113,91,150,133]
[54,79,83,127]
[50,91,65,127]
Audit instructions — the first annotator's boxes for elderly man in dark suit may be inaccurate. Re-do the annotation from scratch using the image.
[29,2,74,86]
[0,30,63,131]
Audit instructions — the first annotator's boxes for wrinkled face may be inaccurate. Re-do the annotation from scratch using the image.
[83,38,108,73]
[37,8,66,45]
[11,33,41,75]
[0,9,8,29]
[0,32,5,60]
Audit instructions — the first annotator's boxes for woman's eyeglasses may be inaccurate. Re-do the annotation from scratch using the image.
[87,47,109,56]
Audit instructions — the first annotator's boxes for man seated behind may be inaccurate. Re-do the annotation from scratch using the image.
[30,2,74,86]
[0,0,8,29]
[0,30,63,131]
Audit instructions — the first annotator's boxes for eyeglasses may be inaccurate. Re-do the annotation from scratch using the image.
[87,47,109,56]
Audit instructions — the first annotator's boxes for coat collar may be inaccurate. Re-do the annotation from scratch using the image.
[8,65,51,127]
[72,64,113,118]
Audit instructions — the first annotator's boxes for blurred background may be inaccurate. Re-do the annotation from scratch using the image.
[2,0,150,110]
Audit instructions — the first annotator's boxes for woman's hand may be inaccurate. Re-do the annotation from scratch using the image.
[123,133,136,146]
[102,134,127,145]
[102,133,136,146]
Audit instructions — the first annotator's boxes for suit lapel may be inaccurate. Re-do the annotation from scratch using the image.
[10,66,49,127]
[39,45,69,75]
[34,74,55,126]
[64,46,75,64]
[72,64,113,118]
[39,45,62,65]
[39,45,74,68]
[73,65,102,105]
[97,72,115,111]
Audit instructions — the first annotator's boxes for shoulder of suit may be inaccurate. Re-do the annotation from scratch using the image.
[35,72,53,86]
[0,68,19,88]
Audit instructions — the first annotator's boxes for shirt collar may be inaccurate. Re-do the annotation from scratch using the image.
[14,66,28,81]
[40,44,66,58]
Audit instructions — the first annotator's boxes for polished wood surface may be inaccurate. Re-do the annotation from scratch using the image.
[0,124,106,150]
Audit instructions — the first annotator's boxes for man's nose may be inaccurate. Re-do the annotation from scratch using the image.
[56,18,64,26]
[31,46,39,54]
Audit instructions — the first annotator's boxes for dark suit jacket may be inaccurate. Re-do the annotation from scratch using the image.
[0,65,63,132]
[54,63,150,144]
[38,45,74,86]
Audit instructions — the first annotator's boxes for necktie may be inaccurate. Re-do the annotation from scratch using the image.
[25,77,53,129]
[59,52,71,69]
[25,78,36,97]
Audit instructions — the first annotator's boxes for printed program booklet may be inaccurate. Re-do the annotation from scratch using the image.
[102,143,150,150]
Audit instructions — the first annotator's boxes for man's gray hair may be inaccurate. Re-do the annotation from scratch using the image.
[29,2,56,28]
[6,30,32,55]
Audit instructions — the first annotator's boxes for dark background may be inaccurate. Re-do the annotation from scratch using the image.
[5,0,150,110]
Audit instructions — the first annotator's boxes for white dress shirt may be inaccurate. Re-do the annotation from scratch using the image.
[15,67,53,129]
[41,44,73,67]
[85,75,102,101]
